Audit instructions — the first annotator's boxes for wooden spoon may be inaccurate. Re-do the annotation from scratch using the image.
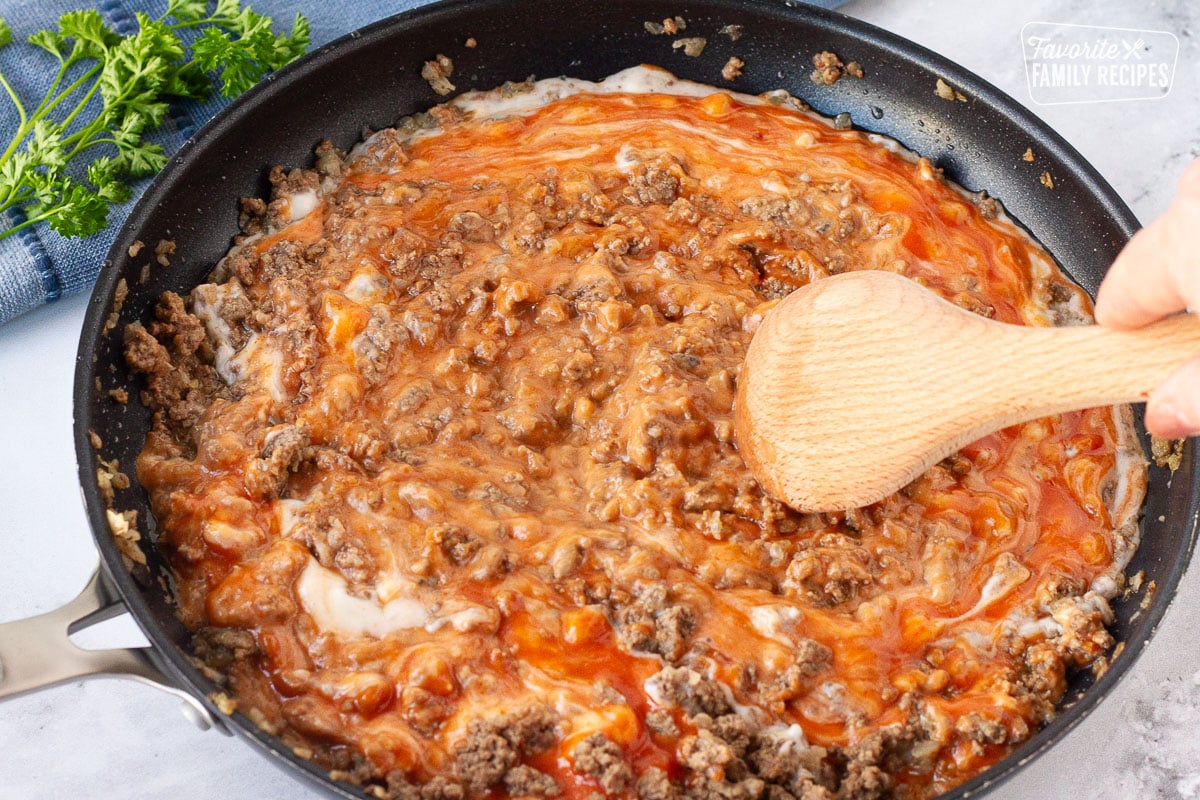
[734,270,1200,512]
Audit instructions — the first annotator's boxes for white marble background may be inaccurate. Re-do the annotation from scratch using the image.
[0,1,1197,798]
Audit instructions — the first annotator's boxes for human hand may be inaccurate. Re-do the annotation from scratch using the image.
[1095,159,1200,439]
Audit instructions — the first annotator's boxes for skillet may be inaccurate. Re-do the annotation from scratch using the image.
[0,0,1194,797]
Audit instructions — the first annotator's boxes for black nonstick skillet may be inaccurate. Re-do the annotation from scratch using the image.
[0,1,1193,798]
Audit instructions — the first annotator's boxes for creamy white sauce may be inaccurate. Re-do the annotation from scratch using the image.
[1073,590,1115,624]
[425,605,496,633]
[191,281,288,404]
[977,554,1032,608]
[190,283,239,380]
[227,333,287,403]
[343,266,390,304]
[276,498,305,538]
[614,145,640,172]
[642,671,668,706]
[357,65,809,164]
[749,604,802,642]
[375,571,416,605]
[956,629,995,652]
[761,723,810,754]
[1091,573,1120,600]
[294,555,501,639]
[288,189,319,221]
[938,554,1028,626]
[760,177,790,194]
[296,558,428,638]
[1018,616,1062,639]
[449,66,727,123]
[811,681,850,718]
[200,519,264,551]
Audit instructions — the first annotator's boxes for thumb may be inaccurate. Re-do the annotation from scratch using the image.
[1145,357,1200,439]
[1094,159,1200,330]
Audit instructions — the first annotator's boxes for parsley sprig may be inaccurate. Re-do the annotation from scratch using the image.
[0,1,308,244]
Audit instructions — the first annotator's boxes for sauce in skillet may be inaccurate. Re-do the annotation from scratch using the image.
[127,67,1145,800]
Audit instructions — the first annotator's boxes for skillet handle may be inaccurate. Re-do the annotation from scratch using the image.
[0,565,229,735]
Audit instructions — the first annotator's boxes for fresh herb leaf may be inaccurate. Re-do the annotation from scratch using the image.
[283,15,311,63]
[0,152,32,197]
[0,2,309,244]
[87,156,132,203]
[213,0,242,21]
[57,10,118,59]
[192,3,309,98]
[27,29,66,60]
[39,177,111,238]
[167,0,210,25]
[28,120,66,169]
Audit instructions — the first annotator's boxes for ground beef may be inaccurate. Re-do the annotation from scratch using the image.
[830,726,926,800]
[423,53,456,96]
[387,774,467,800]
[125,323,172,379]
[265,164,321,229]
[975,191,1000,220]
[149,292,205,356]
[314,139,343,181]
[615,585,698,661]
[573,733,633,794]
[433,524,483,565]
[190,626,256,671]
[244,424,310,498]
[624,156,680,205]
[455,724,517,793]
[496,705,560,754]
[254,239,325,284]
[811,51,842,85]
[955,713,1008,745]
[651,667,732,719]
[673,38,707,58]
[706,715,752,758]
[1047,593,1115,667]
[451,210,495,243]
[504,766,561,798]
[646,709,680,738]
[835,764,887,800]
[239,197,268,235]
[448,706,564,794]
[680,729,737,775]
[125,293,226,439]
[638,767,679,800]
[782,538,875,606]
[693,774,770,800]
[809,51,861,86]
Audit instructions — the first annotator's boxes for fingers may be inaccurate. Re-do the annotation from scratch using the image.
[1094,158,1200,330]
[1144,356,1200,439]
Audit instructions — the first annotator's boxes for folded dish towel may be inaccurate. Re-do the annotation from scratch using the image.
[0,0,846,326]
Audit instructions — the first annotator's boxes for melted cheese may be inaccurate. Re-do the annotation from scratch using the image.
[296,558,428,638]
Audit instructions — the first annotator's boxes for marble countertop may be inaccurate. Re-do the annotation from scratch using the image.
[1,1,1197,798]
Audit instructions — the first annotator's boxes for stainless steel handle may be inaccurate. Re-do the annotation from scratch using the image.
[0,565,229,735]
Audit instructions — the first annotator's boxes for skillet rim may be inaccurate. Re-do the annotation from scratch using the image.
[71,1,1198,798]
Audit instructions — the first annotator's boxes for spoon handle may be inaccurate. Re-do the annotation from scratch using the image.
[987,312,1200,418]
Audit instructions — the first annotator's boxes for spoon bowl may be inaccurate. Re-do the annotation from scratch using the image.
[734,270,1200,511]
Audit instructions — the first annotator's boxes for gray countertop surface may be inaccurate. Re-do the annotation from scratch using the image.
[1,1,1197,797]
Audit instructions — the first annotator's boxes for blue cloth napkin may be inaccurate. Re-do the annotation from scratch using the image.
[0,0,846,326]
